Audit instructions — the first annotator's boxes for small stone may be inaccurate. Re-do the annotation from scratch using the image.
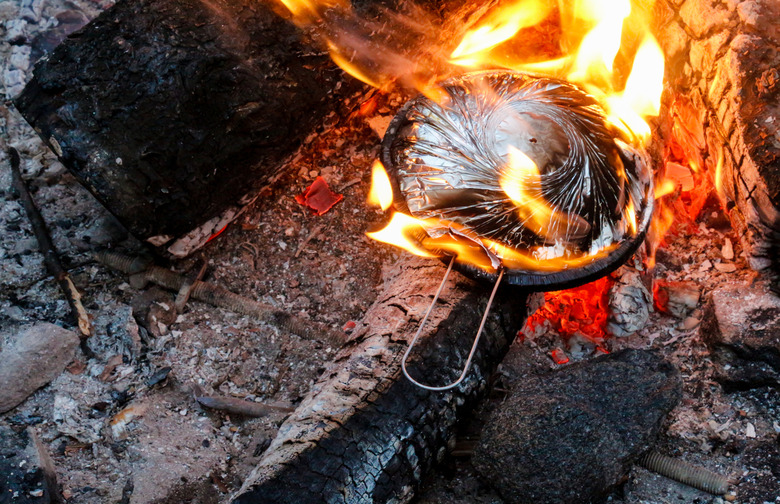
[2,68,26,98]
[366,115,392,137]
[607,269,652,337]
[721,238,734,260]
[746,423,756,438]
[5,19,27,43]
[681,316,701,330]
[714,262,737,273]
[10,45,31,72]
[29,489,43,497]
[701,281,780,389]
[0,323,80,413]
[655,280,701,319]
[699,259,713,272]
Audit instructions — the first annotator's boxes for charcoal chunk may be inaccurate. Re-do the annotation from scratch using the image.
[14,0,355,250]
[472,349,682,504]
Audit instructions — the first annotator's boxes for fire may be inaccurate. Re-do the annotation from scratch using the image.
[365,212,434,259]
[567,0,631,84]
[274,0,666,274]
[365,160,621,273]
[500,147,590,243]
[445,0,664,143]
[367,160,393,210]
[449,0,554,66]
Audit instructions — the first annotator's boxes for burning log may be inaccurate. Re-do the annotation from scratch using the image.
[13,0,359,256]
[652,0,780,287]
[12,0,490,257]
[234,257,527,503]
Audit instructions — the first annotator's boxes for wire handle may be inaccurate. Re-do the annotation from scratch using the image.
[401,257,504,391]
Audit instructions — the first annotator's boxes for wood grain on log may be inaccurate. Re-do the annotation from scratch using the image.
[651,0,780,285]
[234,257,528,504]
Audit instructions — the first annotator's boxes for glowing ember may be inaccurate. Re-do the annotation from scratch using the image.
[550,347,570,365]
[525,277,611,343]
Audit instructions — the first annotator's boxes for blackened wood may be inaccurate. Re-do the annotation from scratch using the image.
[14,0,354,246]
[234,257,528,504]
[653,0,780,287]
[8,147,93,342]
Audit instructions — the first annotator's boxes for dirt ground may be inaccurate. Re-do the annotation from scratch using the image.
[1,0,778,503]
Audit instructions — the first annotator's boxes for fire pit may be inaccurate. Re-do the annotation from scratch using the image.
[2,0,779,502]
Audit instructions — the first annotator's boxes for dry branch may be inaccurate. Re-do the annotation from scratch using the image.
[8,147,93,341]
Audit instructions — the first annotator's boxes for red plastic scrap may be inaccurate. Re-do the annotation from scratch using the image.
[295,176,344,216]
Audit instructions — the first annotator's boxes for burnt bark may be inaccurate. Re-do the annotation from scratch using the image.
[14,0,355,253]
[233,257,528,504]
[651,0,780,286]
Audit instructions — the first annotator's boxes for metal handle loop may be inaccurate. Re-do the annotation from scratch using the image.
[401,257,504,391]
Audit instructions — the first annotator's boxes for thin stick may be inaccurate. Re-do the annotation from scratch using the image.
[29,428,64,504]
[8,148,93,341]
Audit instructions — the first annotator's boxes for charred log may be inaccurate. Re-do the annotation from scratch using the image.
[651,0,780,287]
[13,0,357,255]
[233,257,527,504]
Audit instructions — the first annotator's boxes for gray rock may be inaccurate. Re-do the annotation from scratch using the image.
[0,322,80,413]
[473,349,682,504]
[700,282,780,389]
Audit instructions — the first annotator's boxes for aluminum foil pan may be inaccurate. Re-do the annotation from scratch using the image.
[381,70,654,290]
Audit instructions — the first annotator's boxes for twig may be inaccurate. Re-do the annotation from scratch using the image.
[294,224,324,258]
[29,428,64,504]
[190,384,293,418]
[96,251,345,346]
[8,148,93,343]
[174,261,207,313]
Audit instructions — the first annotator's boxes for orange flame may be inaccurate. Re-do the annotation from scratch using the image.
[450,0,554,66]
[367,160,394,210]
[366,212,435,258]
[500,147,590,243]
[365,159,619,273]
[275,0,665,131]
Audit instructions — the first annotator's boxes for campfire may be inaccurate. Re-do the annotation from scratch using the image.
[1,0,779,503]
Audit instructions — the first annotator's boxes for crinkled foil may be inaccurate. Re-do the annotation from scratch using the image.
[383,71,653,275]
